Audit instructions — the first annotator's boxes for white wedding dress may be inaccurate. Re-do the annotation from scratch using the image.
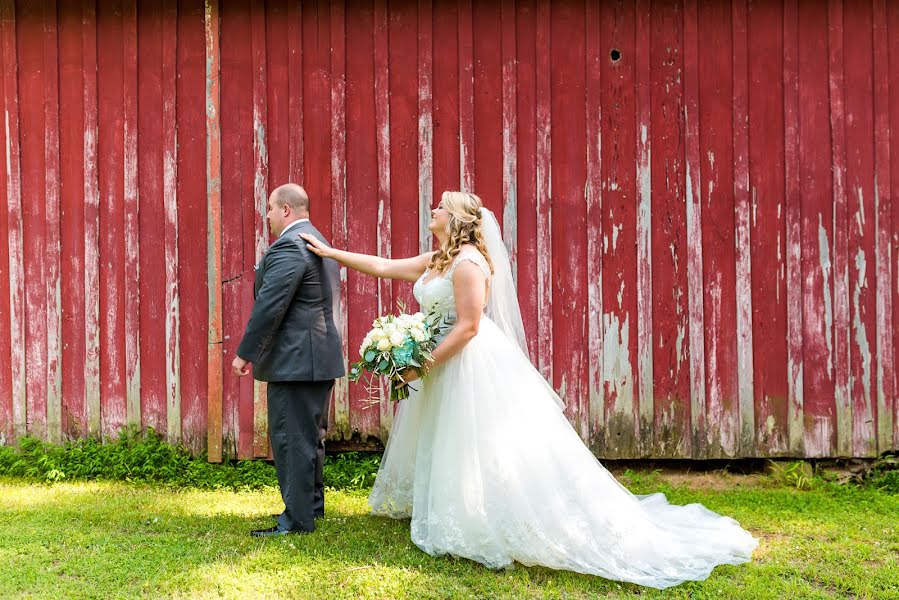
[368,234,757,589]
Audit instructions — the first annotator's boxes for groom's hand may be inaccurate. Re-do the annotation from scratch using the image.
[232,355,251,377]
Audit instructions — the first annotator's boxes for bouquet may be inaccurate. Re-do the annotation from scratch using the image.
[349,302,445,402]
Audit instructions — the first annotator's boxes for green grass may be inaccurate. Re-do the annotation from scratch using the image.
[1,471,897,599]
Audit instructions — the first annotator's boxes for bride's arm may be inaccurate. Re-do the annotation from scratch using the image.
[424,261,486,369]
[300,233,433,282]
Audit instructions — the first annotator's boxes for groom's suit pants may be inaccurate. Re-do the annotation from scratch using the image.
[267,380,333,532]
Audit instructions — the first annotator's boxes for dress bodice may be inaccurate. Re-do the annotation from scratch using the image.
[413,249,491,327]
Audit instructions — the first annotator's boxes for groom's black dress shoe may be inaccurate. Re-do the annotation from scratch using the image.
[251,525,304,537]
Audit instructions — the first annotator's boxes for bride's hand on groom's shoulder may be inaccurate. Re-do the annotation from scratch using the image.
[300,233,332,258]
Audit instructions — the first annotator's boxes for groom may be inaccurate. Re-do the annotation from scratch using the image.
[232,183,345,536]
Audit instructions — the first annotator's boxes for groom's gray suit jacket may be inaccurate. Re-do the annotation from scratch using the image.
[237,220,345,382]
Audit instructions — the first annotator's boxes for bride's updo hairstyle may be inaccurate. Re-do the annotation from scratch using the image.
[428,191,495,276]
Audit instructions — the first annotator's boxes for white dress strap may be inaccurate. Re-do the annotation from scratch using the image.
[447,248,491,280]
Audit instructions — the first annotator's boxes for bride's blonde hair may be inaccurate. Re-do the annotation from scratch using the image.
[428,191,495,276]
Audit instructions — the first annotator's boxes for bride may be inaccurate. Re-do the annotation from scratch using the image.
[301,191,757,589]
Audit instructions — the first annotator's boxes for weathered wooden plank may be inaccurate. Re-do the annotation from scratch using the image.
[288,1,302,185]
[42,0,63,444]
[387,0,419,313]
[585,0,604,452]
[635,0,653,457]
[177,0,208,453]
[417,0,433,256]
[458,0,474,192]
[799,0,837,457]
[599,0,639,459]
[374,0,392,440]
[514,0,538,361]
[330,0,350,439]
[82,0,101,439]
[697,0,738,458]
[432,0,459,198]
[890,0,899,451]
[345,0,379,440]
[251,0,269,457]
[500,0,517,286]
[205,0,223,463]
[551,0,587,439]
[650,0,689,457]
[58,0,87,440]
[0,2,11,445]
[783,0,805,456]
[683,0,706,458]
[265,0,289,187]
[136,1,166,434]
[842,0,877,457]
[535,0,552,384]
[121,0,140,432]
[18,0,48,440]
[472,0,503,217]
[732,0,755,456]
[872,0,894,454]
[0,0,24,443]
[161,0,181,444]
[828,0,852,457]
[747,0,788,456]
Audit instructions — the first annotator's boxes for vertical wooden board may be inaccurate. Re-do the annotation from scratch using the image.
[682,0,707,457]
[500,0,517,285]
[872,0,894,454]
[57,0,88,439]
[177,0,208,453]
[598,0,639,458]
[206,0,224,462]
[842,0,877,457]
[697,0,738,457]
[219,0,254,458]
[732,0,755,456]
[798,0,836,457]
[417,0,433,255]
[250,0,269,457]
[535,0,552,384]
[17,0,48,440]
[373,0,392,439]
[514,0,538,361]
[471,0,502,215]
[634,0,653,455]
[431,0,459,197]
[330,0,350,439]
[828,0,852,457]
[550,0,587,438]
[649,0,689,457]
[887,0,899,450]
[82,1,101,438]
[122,0,140,432]
[387,0,419,312]
[136,2,166,433]
[97,0,128,439]
[747,0,788,455]
[42,0,62,444]
[0,0,14,444]
[344,0,380,438]
[265,0,289,187]
[457,0,473,192]
[287,1,303,185]
[784,0,805,455]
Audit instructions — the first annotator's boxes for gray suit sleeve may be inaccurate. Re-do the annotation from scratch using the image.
[237,244,306,363]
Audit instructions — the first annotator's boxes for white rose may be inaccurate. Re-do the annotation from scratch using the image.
[371,330,385,343]
[383,323,398,336]
[411,329,425,342]
[377,338,392,352]
[413,312,425,322]
[389,332,405,347]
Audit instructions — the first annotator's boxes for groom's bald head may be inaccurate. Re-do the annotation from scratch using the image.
[271,183,310,217]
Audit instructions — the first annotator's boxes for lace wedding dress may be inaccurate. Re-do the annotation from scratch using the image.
[368,213,757,590]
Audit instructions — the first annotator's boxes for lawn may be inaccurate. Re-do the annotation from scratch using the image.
[1,470,897,599]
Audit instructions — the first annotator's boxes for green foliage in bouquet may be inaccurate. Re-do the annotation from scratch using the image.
[349,301,447,403]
